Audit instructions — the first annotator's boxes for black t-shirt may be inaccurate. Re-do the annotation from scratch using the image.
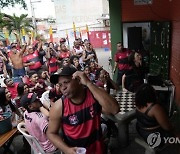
[125,66,144,92]
[39,49,46,65]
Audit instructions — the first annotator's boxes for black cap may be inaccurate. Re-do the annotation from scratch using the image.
[50,66,77,84]
[60,38,66,43]
[20,93,38,107]
[11,43,16,48]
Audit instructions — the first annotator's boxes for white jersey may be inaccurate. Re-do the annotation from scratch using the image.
[74,46,84,64]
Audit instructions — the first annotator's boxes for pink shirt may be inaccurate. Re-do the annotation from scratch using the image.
[24,111,56,153]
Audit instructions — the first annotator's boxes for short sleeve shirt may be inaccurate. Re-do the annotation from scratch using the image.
[24,111,56,153]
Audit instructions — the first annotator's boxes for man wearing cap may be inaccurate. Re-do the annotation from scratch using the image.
[20,93,57,153]
[47,66,119,154]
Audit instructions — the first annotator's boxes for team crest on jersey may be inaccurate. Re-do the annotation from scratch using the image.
[69,114,79,125]
[89,106,95,118]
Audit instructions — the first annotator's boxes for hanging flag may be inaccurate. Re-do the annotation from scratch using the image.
[73,22,77,40]
[86,24,90,40]
[66,29,70,48]
[79,27,82,39]
[4,29,9,45]
[22,27,26,42]
[49,26,53,42]
[31,30,34,42]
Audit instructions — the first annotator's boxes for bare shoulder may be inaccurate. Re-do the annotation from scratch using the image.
[151,103,163,111]
[149,103,165,116]
[49,98,63,118]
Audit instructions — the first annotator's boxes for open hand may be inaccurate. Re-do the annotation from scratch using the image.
[30,61,35,65]
[13,30,18,36]
[72,71,90,86]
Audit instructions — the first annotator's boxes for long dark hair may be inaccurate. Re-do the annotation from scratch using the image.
[0,87,7,112]
[0,87,6,104]
[135,84,157,109]
[0,87,15,112]
[17,82,25,96]
[128,51,136,67]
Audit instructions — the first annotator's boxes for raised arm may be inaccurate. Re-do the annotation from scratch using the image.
[3,60,8,78]
[19,43,27,55]
[72,71,119,115]
[45,47,51,59]
[27,33,32,45]
[0,50,7,61]
[47,99,77,154]
[13,31,21,47]
[37,40,42,51]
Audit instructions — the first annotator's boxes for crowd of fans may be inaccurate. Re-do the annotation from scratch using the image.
[0,32,178,154]
[0,33,120,154]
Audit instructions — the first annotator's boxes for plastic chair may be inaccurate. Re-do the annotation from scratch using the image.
[17,122,62,154]
[17,122,46,154]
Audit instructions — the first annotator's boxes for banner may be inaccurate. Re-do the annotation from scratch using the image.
[49,26,53,42]
[73,22,77,40]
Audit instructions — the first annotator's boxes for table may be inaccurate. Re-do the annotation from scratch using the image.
[152,83,175,116]
[0,128,18,154]
[104,91,136,147]
[115,91,136,115]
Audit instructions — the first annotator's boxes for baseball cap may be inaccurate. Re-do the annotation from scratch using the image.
[60,38,66,43]
[11,43,16,48]
[20,93,38,107]
[50,66,77,84]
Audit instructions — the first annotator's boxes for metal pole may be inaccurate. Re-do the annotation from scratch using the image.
[30,0,41,34]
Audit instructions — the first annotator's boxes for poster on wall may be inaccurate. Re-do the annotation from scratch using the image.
[102,33,106,39]
[96,33,100,39]
[103,40,108,45]
[108,33,111,42]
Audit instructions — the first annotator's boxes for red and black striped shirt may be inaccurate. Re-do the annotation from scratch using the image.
[62,88,104,154]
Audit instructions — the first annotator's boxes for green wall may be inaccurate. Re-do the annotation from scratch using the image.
[109,0,123,81]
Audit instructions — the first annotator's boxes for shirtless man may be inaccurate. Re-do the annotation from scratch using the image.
[8,43,26,77]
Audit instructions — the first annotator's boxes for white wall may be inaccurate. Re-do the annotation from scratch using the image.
[54,0,104,27]
[53,0,109,48]
[123,22,150,49]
